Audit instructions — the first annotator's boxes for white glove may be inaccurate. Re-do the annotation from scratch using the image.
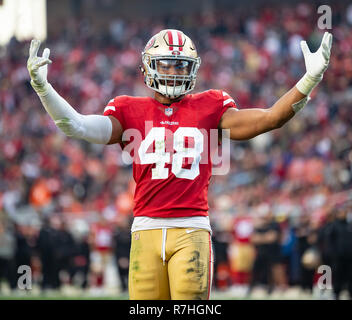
[296,32,333,96]
[27,39,52,95]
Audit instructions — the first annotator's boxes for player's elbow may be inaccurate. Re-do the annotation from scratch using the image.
[274,119,285,129]
[276,116,290,129]
[268,111,285,130]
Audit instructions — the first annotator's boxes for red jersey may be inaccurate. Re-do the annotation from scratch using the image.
[232,216,254,243]
[91,223,113,252]
[104,90,237,218]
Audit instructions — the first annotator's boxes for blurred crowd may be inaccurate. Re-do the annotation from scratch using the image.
[212,201,352,299]
[0,213,131,295]
[1,1,352,298]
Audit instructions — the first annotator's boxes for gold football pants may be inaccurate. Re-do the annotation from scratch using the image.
[128,228,213,300]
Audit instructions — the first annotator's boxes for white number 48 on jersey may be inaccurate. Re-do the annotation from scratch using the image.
[138,127,204,180]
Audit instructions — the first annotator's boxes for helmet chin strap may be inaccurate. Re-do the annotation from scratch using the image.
[158,83,186,99]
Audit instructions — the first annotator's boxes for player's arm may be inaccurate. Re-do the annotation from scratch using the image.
[107,115,123,144]
[27,39,122,144]
[220,88,304,140]
[219,32,333,141]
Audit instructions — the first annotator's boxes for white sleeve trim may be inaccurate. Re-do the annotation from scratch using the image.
[223,98,235,106]
[104,106,116,113]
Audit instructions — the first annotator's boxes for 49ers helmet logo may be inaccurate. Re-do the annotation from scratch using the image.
[144,37,156,51]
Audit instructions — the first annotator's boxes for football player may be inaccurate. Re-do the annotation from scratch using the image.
[27,29,332,300]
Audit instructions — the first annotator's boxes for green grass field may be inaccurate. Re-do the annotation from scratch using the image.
[0,289,322,300]
[0,282,341,300]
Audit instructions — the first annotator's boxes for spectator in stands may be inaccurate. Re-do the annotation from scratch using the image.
[14,224,34,284]
[36,216,61,291]
[248,208,282,295]
[0,220,17,292]
[296,213,318,294]
[53,216,75,288]
[211,224,232,290]
[330,204,352,299]
[113,217,132,293]
[317,208,336,271]
[70,223,91,290]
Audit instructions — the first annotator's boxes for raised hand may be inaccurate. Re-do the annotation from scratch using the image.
[300,31,333,80]
[27,39,52,90]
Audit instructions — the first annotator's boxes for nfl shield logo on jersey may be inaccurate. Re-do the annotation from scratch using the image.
[165,107,173,116]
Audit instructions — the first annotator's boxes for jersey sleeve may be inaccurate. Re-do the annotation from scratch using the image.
[216,90,239,126]
[103,97,127,130]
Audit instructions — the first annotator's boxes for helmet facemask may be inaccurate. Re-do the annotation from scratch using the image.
[142,54,201,99]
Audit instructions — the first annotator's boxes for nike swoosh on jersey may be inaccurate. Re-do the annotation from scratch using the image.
[185,229,197,234]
